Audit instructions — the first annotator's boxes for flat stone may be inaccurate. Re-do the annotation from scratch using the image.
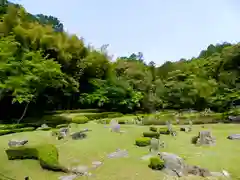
[228,134,240,140]
[92,161,102,168]
[58,175,77,180]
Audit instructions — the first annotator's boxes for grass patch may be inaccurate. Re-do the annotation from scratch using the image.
[0,123,240,179]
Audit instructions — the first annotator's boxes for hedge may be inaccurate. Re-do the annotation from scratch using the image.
[85,112,123,120]
[159,127,170,135]
[37,127,51,131]
[148,156,165,170]
[56,124,69,129]
[143,132,160,138]
[71,116,89,124]
[135,137,151,147]
[45,109,101,115]
[149,126,158,132]
[0,124,26,130]
[5,144,67,172]
[0,127,35,136]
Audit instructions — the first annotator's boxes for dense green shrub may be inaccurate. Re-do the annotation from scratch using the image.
[5,144,67,172]
[40,115,72,127]
[45,109,101,115]
[71,116,89,124]
[97,119,111,124]
[135,137,151,147]
[142,116,166,125]
[0,127,35,136]
[118,119,126,124]
[13,127,35,132]
[149,126,158,132]
[85,112,123,120]
[56,124,69,129]
[159,127,170,135]
[143,132,160,138]
[148,156,165,170]
[191,136,199,144]
[0,124,26,130]
[0,130,12,136]
[37,127,51,131]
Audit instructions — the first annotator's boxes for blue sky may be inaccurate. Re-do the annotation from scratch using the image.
[16,0,240,66]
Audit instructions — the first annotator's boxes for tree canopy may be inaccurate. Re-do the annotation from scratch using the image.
[0,2,239,121]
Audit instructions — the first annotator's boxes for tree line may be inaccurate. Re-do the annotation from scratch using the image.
[0,2,239,121]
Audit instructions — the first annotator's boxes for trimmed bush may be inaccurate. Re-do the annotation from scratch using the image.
[5,144,67,172]
[150,126,158,132]
[0,127,35,136]
[72,116,89,124]
[118,119,126,124]
[135,137,151,147]
[159,127,170,135]
[56,124,69,129]
[40,115,72,127]
[85,112,123,120]
[0,124,26,130]
[191,136,199,144]
[148,156,165,170]
[97,119,111,124]
[143,132,160,138]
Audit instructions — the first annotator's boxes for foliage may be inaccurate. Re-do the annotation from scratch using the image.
[56,124,69,129]
[0,2,239,122]
[142,132,160,138]
[0,127,35,136]
[159,127,170,135]
[37,127,51,131]
[71,116,89,124]
[149,126,158,132]
[148,157,165,170]
[135,137,151,147]
[5,144,66,172]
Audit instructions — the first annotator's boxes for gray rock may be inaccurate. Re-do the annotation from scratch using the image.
[92,161,102,168]
[149,138,159,152]
[71,132,87,140]
[58,175,77,180]
[158,152,186,176]
[196,131,216,145]
[8,140,28,147]
[227,134,240,140]
[228,115,240,122]
[70,165,88,175]
[107,149,128,158]
[186,165,211,177]
[41,124,49,128]
[60,127,69,136]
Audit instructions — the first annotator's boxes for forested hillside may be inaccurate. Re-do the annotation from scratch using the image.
[0,2,239,121]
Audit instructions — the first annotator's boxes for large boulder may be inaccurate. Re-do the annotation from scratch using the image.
[158,152,186,177]
[195,131,216,145]
[71,132,87,140]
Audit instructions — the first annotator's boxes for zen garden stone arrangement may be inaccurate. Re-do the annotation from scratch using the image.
[1,112,238,180]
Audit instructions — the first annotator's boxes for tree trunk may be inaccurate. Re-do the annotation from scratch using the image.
[17,102,29,124]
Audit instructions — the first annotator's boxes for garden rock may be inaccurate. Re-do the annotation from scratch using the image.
[186,165,211,177]
[41,124,49,128]
[227,134,240,140]
[228,115,240,122]
[195,131,216,145]
[59,175,77,180]
[60,127,69,137]
[158,152,186,177]
[107,149,128,158]
[71,132,87,140]
[70,165,88,175]
[149,138,159,153]
[8,139,28,147]
[111,123,121,133]
[92,161,102,168]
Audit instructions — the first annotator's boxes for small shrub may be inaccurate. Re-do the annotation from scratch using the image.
[71,116,89,124]
[0,130,13,136]
[41,115,72,127]
[118,119,126,124]
[0,124,26,130]
[56,124,69,129]
[148,156,165,170]
[143,132,160,138]
[85,112,123,120]
[150,126,158,132]
[159,127,170,135]
[51,130,59,136]
[13,127,35,133]
[191,136,199,144]
[135,137,151,147]
[0,127,35,136]
[97,119,111,124]
[5,144,67,172]
[142,116,166,125]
